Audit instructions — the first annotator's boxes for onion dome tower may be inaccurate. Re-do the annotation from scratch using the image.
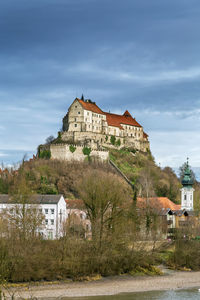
[181,158,195,210]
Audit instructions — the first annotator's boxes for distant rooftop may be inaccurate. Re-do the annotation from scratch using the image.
[0,194,64,205]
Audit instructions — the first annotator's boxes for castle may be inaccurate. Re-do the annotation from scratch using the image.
[61,97,149,151]
[49,97,150,161]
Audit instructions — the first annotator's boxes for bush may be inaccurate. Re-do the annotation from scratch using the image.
[110,135,116,145]
[69,145,76,153]
[82,147,91,156]
[38,150,51,159]
[116,139,121,147]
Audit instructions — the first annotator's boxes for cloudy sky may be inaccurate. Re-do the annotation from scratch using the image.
[1,0,200,168]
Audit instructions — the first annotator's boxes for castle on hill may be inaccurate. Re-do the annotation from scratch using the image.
[60,97,150,152]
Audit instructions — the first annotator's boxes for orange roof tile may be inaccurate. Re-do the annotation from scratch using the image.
[137,197,181,211]
[77,98,143,130]
[104,111,142,129]
[77,99,104,114]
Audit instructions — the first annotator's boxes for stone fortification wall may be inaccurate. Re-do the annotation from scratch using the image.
[50,144,109,162]
[61,130,149,152]
[61,131,125,150]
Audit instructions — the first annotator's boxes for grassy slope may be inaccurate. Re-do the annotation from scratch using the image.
[109,148,181,204]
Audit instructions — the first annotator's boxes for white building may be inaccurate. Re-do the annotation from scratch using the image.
[0,194,67,239]
[180,160,195,211]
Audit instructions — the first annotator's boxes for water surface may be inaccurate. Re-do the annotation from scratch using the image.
[61,288,200,300]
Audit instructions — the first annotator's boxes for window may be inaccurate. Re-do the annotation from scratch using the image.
[78,111,80,114]
[87,112,89,116]
[51,209,54,214]
[51,219,54,225]
[45,219,48,225]
[184,195,187,201]
[74,118,76,121]
[45,209,48,214]
[75,124,77,127]
[75,105,77,108]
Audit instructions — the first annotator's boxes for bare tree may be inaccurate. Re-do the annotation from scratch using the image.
[78,170,130,249]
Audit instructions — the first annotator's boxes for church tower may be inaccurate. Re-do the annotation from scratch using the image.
[181,159,194,211]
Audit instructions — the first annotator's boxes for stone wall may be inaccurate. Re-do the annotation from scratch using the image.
[61,131,149,152]
[50,144,109,162]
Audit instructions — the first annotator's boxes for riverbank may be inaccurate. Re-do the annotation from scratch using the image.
[3,269,200,299]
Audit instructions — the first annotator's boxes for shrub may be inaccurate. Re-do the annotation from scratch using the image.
[82,147,91,156]
[69,145,76,153]
[39,150,51,159]
[110,135,116,145]
[116,139,121,147]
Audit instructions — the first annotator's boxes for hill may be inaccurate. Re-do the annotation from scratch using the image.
[109,148,181,203]
[1,148,192,206]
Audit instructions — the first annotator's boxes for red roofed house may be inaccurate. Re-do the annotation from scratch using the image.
[60,97,149,152]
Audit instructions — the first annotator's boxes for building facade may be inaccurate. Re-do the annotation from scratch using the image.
[61,98,150,152]
[0,194,67,239]
[181,160,195,210]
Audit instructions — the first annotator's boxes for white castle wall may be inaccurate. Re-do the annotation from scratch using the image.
[50,144,109,162]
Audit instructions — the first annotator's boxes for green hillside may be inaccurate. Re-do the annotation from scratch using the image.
[0,148,184,204]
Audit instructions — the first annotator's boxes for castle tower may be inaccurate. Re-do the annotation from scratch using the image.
[181,159,194,211]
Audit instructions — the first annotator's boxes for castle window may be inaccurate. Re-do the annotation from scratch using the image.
[75,118,76,121]
[75,106,77,108]
[78,112,80,114]
[87,112,89,115]
[184,195,187,201]
[75,124,77,127]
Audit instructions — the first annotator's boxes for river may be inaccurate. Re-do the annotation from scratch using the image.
[62,288,200,300]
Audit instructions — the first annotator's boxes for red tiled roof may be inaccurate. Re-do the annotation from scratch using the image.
[104,111,142,128]
[137,197,181,211]
[77,99,104,114]
[77,98,143,130]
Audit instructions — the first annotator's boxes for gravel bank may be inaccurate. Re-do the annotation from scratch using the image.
[4,271,200,299]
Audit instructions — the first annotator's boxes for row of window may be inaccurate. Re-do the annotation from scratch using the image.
[92,112,103,118]
[45,219,54,225]
[123,125,142,131]
[41,208,55,215]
